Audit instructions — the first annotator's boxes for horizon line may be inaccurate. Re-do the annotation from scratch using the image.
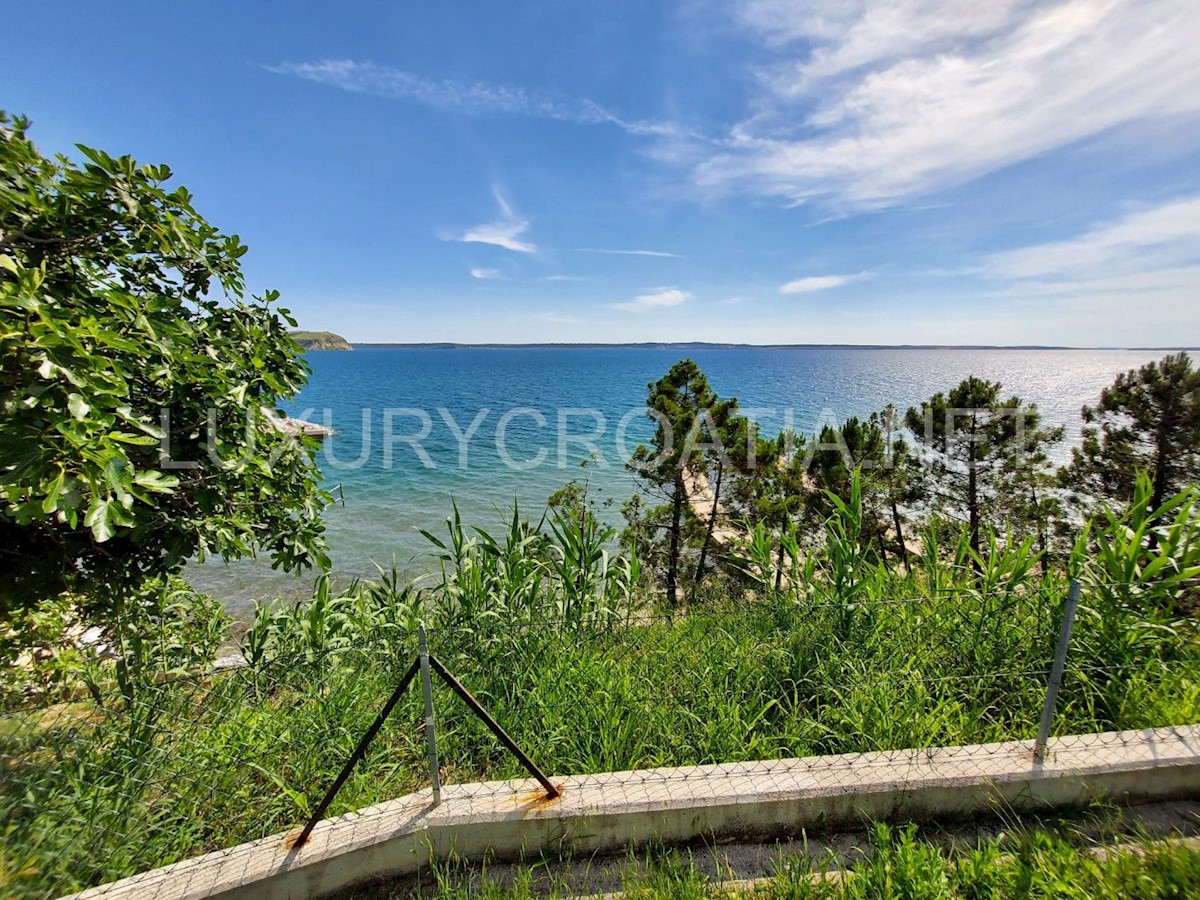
[331,341,1199,351]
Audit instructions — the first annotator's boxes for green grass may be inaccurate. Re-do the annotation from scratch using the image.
[360,826,1200,899]
[2,489,1199,898]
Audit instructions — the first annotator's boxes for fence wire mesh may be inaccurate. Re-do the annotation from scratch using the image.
[2,581,1198,898]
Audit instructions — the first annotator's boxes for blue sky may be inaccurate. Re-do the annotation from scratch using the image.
[5,0,1200,346]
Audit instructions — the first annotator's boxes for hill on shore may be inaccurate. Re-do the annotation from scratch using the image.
[291,330,353,351]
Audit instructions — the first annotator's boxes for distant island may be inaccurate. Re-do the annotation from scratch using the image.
[291,330,353,351]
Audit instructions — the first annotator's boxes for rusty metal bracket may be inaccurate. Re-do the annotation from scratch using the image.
[293,645,558,849]
[294,657,420,848]
[429,653,560,799]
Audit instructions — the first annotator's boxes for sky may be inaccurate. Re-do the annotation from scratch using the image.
[4,0,1200,346]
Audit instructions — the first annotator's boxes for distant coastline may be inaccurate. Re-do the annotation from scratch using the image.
[291,330,353,351]
[348,342,1198,351]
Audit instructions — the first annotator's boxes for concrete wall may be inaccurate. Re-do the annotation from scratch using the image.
[69,726,1200,900]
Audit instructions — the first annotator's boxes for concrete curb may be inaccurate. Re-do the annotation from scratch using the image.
[69,726,1200,900]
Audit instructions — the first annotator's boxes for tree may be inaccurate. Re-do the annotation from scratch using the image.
[689,393,738,597]
[547,458,607,535]
[999,411,1066,565]
[1063,353,1200,514]
[726,427,810,589]
[871,405,926,575]
[804,412,929,573]
[904,377,1060,565]
[627,359,732,607]
[0,113,329,611]
[806,417,890,560]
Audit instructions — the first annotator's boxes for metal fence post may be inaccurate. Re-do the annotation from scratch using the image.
[1034,579,1081,761]
[419,623,441,805]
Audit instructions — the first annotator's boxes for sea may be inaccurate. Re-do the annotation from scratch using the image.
[185,346,1186,619]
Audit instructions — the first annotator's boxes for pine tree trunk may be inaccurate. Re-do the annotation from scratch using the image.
[1152,421,1171,513]
[891,499,911,575]
[1147,422,1172,551]
[968,461,981,572]
[775,512,787,591]
[667,470,683,608]
[693,460,723,594]
[968,420,981,573]
[1031,484,1048,574]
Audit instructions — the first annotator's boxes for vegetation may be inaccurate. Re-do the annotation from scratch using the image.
[806,412,927,571]
[904,378,1062,564]
[1064,351,1200,512]
[3,474,1199,897]
[2,331,1198,898]
[3,120,1200,899]
[626,359,736,606]
[290,329,353,351]
[398,826,1200,899]
[0,113,329,612]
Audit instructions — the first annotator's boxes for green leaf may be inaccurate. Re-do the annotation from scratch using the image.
[41,471,65,514]
[0,111,328,605]
[67,393,90,420]
[133,470,179,493]
[84,498,116,543]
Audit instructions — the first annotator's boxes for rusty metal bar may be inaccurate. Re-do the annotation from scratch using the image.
[294,657,420,848]
[429,653,559,799]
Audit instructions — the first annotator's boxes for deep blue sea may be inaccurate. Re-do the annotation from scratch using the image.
[188,346,1180,618]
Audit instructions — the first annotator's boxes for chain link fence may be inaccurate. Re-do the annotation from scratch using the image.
[2,580,1198,898]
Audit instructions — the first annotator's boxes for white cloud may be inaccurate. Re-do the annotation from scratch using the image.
[543,274,591,282]
[988,195,1200,279]
[698,0,1200,206]
[443,186,536,254]
[984,195,1200,330]
[612,287,693,312]
[456,223,534,253]
[577,248,685,258]
[266,59,687,138]
[780,273,866,293]
[470,268,502,280]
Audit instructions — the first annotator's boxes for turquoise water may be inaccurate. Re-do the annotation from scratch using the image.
[187,346,1178,617]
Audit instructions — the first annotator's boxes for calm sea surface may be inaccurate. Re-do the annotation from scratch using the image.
[187,346,1179,618]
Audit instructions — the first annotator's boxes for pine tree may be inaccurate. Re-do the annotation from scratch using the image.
[905,377,1060,565]
[627,359,733,607]
[1064,352,1200,513]
[727,427,810,589]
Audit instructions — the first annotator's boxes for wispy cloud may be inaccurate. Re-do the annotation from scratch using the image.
[696,0,1200,207]
[612,287,693,312]
[266,59,688,138]
[470,267,502,280]
[542,274,591,282]
[577,248,685,258]
[530,311,582,324]
[441,186,536,253]
[985,195,1200,322]
[988,195,1200,279]
[780,273,867,294]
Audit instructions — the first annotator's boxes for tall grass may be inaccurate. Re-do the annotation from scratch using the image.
[2,482,1198,898]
